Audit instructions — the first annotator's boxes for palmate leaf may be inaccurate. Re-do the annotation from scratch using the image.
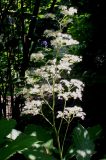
[87,124,102,141]
[0,134,39,160]
[24,124,52,146]
[23,124,54,160]
[0,122,53,160]
[22,147,54,160]
[67,124,95,160]
[0,119,16,144]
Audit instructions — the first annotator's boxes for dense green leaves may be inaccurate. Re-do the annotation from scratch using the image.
[22,148,53,160]
[22,125,54,160]
[0,119,54,160]
[0,120,103,160]
[24,124,53,148]
[0,119,16,144]
[0,134,39,160]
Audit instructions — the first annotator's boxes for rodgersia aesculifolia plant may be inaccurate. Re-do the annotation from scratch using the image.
[21,6,86,160]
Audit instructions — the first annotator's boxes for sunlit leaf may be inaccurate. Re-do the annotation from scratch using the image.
[0,134,39,160]
[7,129,21,140]
[67,124,95,160]
[0,119,16,144]
[24,124,52,143]
[22,147,54,160]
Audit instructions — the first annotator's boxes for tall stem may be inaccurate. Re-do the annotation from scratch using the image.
[52,75,63,160]
[52,77,55,126]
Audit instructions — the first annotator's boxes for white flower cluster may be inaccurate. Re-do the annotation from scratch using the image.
[40,83,52,94]
[51,32,79,48]
[26,77,35,85]
[70,79,85,100]
[57,78,84,100]
[58,54,82,74]
[36,67,50,79]
[57,106,86,122]
[34,57,82,87]
[60,5,77,16]
[62,54,82,64]
[44,30,79,48]
[58,60,72,72]
[30,52,44,61]
[58,92,71,101]
[24,53,83,93]
[22,100,43,115]
[22,52,84,115]
[29,84,40,95]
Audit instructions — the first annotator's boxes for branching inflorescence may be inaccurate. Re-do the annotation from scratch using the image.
[20,6,86,160]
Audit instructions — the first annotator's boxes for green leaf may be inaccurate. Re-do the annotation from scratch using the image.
[68,124,95,160]
[24,124,54,156]
[0,119,16,144]
[0,134,39,160]
[87,124,102,141]
[43,139,53,148]
[65,144,75,160]
[24,124,52,144]
[38,14,45,18]
[22,147,54,160]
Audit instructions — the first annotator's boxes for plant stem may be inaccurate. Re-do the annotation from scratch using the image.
[61,122,70,156]
[61,117,73,156]
[41,92,53,111]
[52,76,56,125]
[52,76,63,160]
[54,126,63,160]
[58,100,66,134]
[41,112,53,127]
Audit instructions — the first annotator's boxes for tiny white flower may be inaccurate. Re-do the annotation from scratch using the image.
[54,83,64,93]
[57,111,64,118]
[40,84,52,94]
[68,7,77,15]
[58,92,71,101]
[60,79,70,88]
[75,112,86,120]
[58,61,71,71]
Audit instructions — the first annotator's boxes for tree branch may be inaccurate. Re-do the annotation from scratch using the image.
[20,0,41,77]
